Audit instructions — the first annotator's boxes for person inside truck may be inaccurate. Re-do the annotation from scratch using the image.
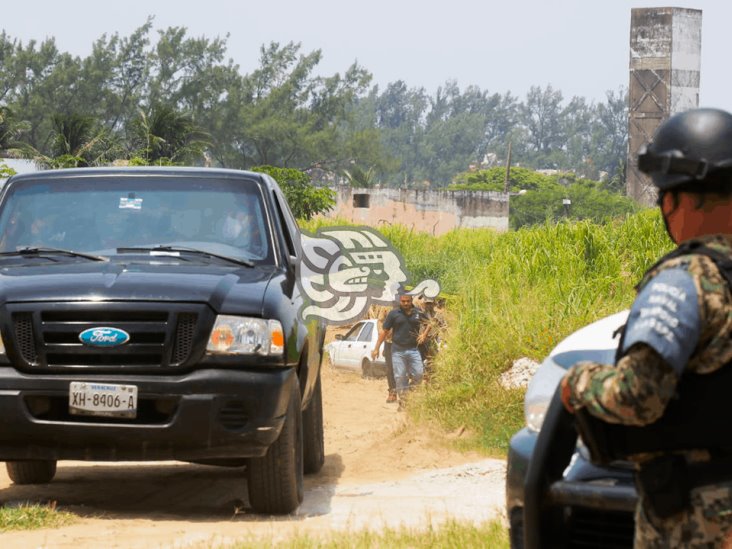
[219,199,265,258]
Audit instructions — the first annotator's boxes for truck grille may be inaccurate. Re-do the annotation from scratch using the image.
[171,313,197,365]
[567,508,634,548]
[14,313,38,364]
[6,303,210,369]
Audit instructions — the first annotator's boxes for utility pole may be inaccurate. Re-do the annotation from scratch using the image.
[503,141,512,193]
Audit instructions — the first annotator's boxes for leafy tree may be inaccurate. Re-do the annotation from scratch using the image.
[509,183,638,229]
[342,164,376,188]
[451,166,552,192]
[253,165,335,220]
[479,91,520,162]
[0,105,29,152]
[451,167,638,229]
[370,81,428,184]
[209,41,378,179]
[0,24,632,194]
[520,85,566,166]
[590,88,628,182]
[128,104,210,164]
[80,21,153,133]
[15,112,121,168]
[51,113,121,164]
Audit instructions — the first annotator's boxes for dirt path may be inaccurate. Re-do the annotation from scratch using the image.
[1,362,507,548]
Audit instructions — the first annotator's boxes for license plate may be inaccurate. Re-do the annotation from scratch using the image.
[69,382,138,418]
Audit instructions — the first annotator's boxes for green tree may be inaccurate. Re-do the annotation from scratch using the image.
[211,41,378,180]
[51,113,120,163]
[451,166,551,192]
[0,106,29,152]
[253,165,335,220]
[81,21,153,132]
[128,104,210,164]
[590,88,628,183]
[509,182,638,229]
[520,84,566,167]
[342,164,377,188]
[371,80,429,184]
[451,167,638,229]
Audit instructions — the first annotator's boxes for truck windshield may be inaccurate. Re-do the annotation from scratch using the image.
[0,175,273,264]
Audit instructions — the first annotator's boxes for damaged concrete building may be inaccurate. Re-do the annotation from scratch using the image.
[327,187,509,236]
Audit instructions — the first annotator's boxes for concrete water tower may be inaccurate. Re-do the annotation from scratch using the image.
[627,7,702,205]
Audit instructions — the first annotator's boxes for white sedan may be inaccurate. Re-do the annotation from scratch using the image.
[325,319,387,377]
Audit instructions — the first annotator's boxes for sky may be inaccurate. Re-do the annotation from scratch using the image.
[3,1,732,111]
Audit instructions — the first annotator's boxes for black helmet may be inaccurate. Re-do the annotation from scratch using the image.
[637,108,732,191]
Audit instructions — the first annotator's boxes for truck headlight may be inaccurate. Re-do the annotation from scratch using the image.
[524,356,566,433]
[206,316,284,356]
[0,334,6,356]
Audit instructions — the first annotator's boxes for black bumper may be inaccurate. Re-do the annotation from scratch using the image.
[508,424,637,548]
[0,366,296,461]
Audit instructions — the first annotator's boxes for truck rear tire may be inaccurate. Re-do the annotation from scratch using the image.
[247,383,304,514]
[6,460,57,484]
[303,373,324,474]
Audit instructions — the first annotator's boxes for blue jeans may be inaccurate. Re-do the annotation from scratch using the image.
[391,344,424,394]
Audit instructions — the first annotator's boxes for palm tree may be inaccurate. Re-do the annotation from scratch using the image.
[129,104,210,165]
[12,112,121,169]
[0,106,30,154]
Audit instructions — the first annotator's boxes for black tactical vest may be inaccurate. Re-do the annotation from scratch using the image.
[576,239,732,465]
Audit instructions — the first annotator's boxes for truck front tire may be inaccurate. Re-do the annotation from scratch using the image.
[303,373,325,474]
[6,460,57,484]
[247,383,304,514]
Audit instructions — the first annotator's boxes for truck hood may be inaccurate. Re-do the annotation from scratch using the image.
[0,260,276,315]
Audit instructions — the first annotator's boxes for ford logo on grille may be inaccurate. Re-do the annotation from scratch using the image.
[79,327,130,347]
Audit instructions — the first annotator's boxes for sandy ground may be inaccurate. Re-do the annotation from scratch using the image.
[0,358,507,548]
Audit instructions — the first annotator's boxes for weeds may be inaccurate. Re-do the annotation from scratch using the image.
[221,518,509,548]
[0,502,75,532]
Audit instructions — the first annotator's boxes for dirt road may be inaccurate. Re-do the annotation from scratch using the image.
[1,363,507,548]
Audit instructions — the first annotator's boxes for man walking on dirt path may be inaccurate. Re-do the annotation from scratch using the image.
[372,293,425,406]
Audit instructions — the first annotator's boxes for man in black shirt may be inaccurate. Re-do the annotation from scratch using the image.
[372,294,425,403]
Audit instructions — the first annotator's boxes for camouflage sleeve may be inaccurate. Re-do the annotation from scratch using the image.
[565,344,679,426]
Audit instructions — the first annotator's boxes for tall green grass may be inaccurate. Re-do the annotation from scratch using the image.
[303,209,673,453]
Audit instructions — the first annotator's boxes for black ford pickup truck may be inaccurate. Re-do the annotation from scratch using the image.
[0,167,325,514]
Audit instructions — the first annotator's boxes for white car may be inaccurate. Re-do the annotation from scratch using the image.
[325,319,387,377]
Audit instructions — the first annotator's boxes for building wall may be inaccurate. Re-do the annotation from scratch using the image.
[627,7,702,206]
[1,158,39,175]
[326,187,509,235]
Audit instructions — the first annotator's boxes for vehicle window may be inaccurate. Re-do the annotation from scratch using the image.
[0,176,274,264]
[343,323,363,342]
[358,323,374,342]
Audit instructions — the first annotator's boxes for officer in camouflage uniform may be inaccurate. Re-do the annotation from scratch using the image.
[560,108,732,548]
